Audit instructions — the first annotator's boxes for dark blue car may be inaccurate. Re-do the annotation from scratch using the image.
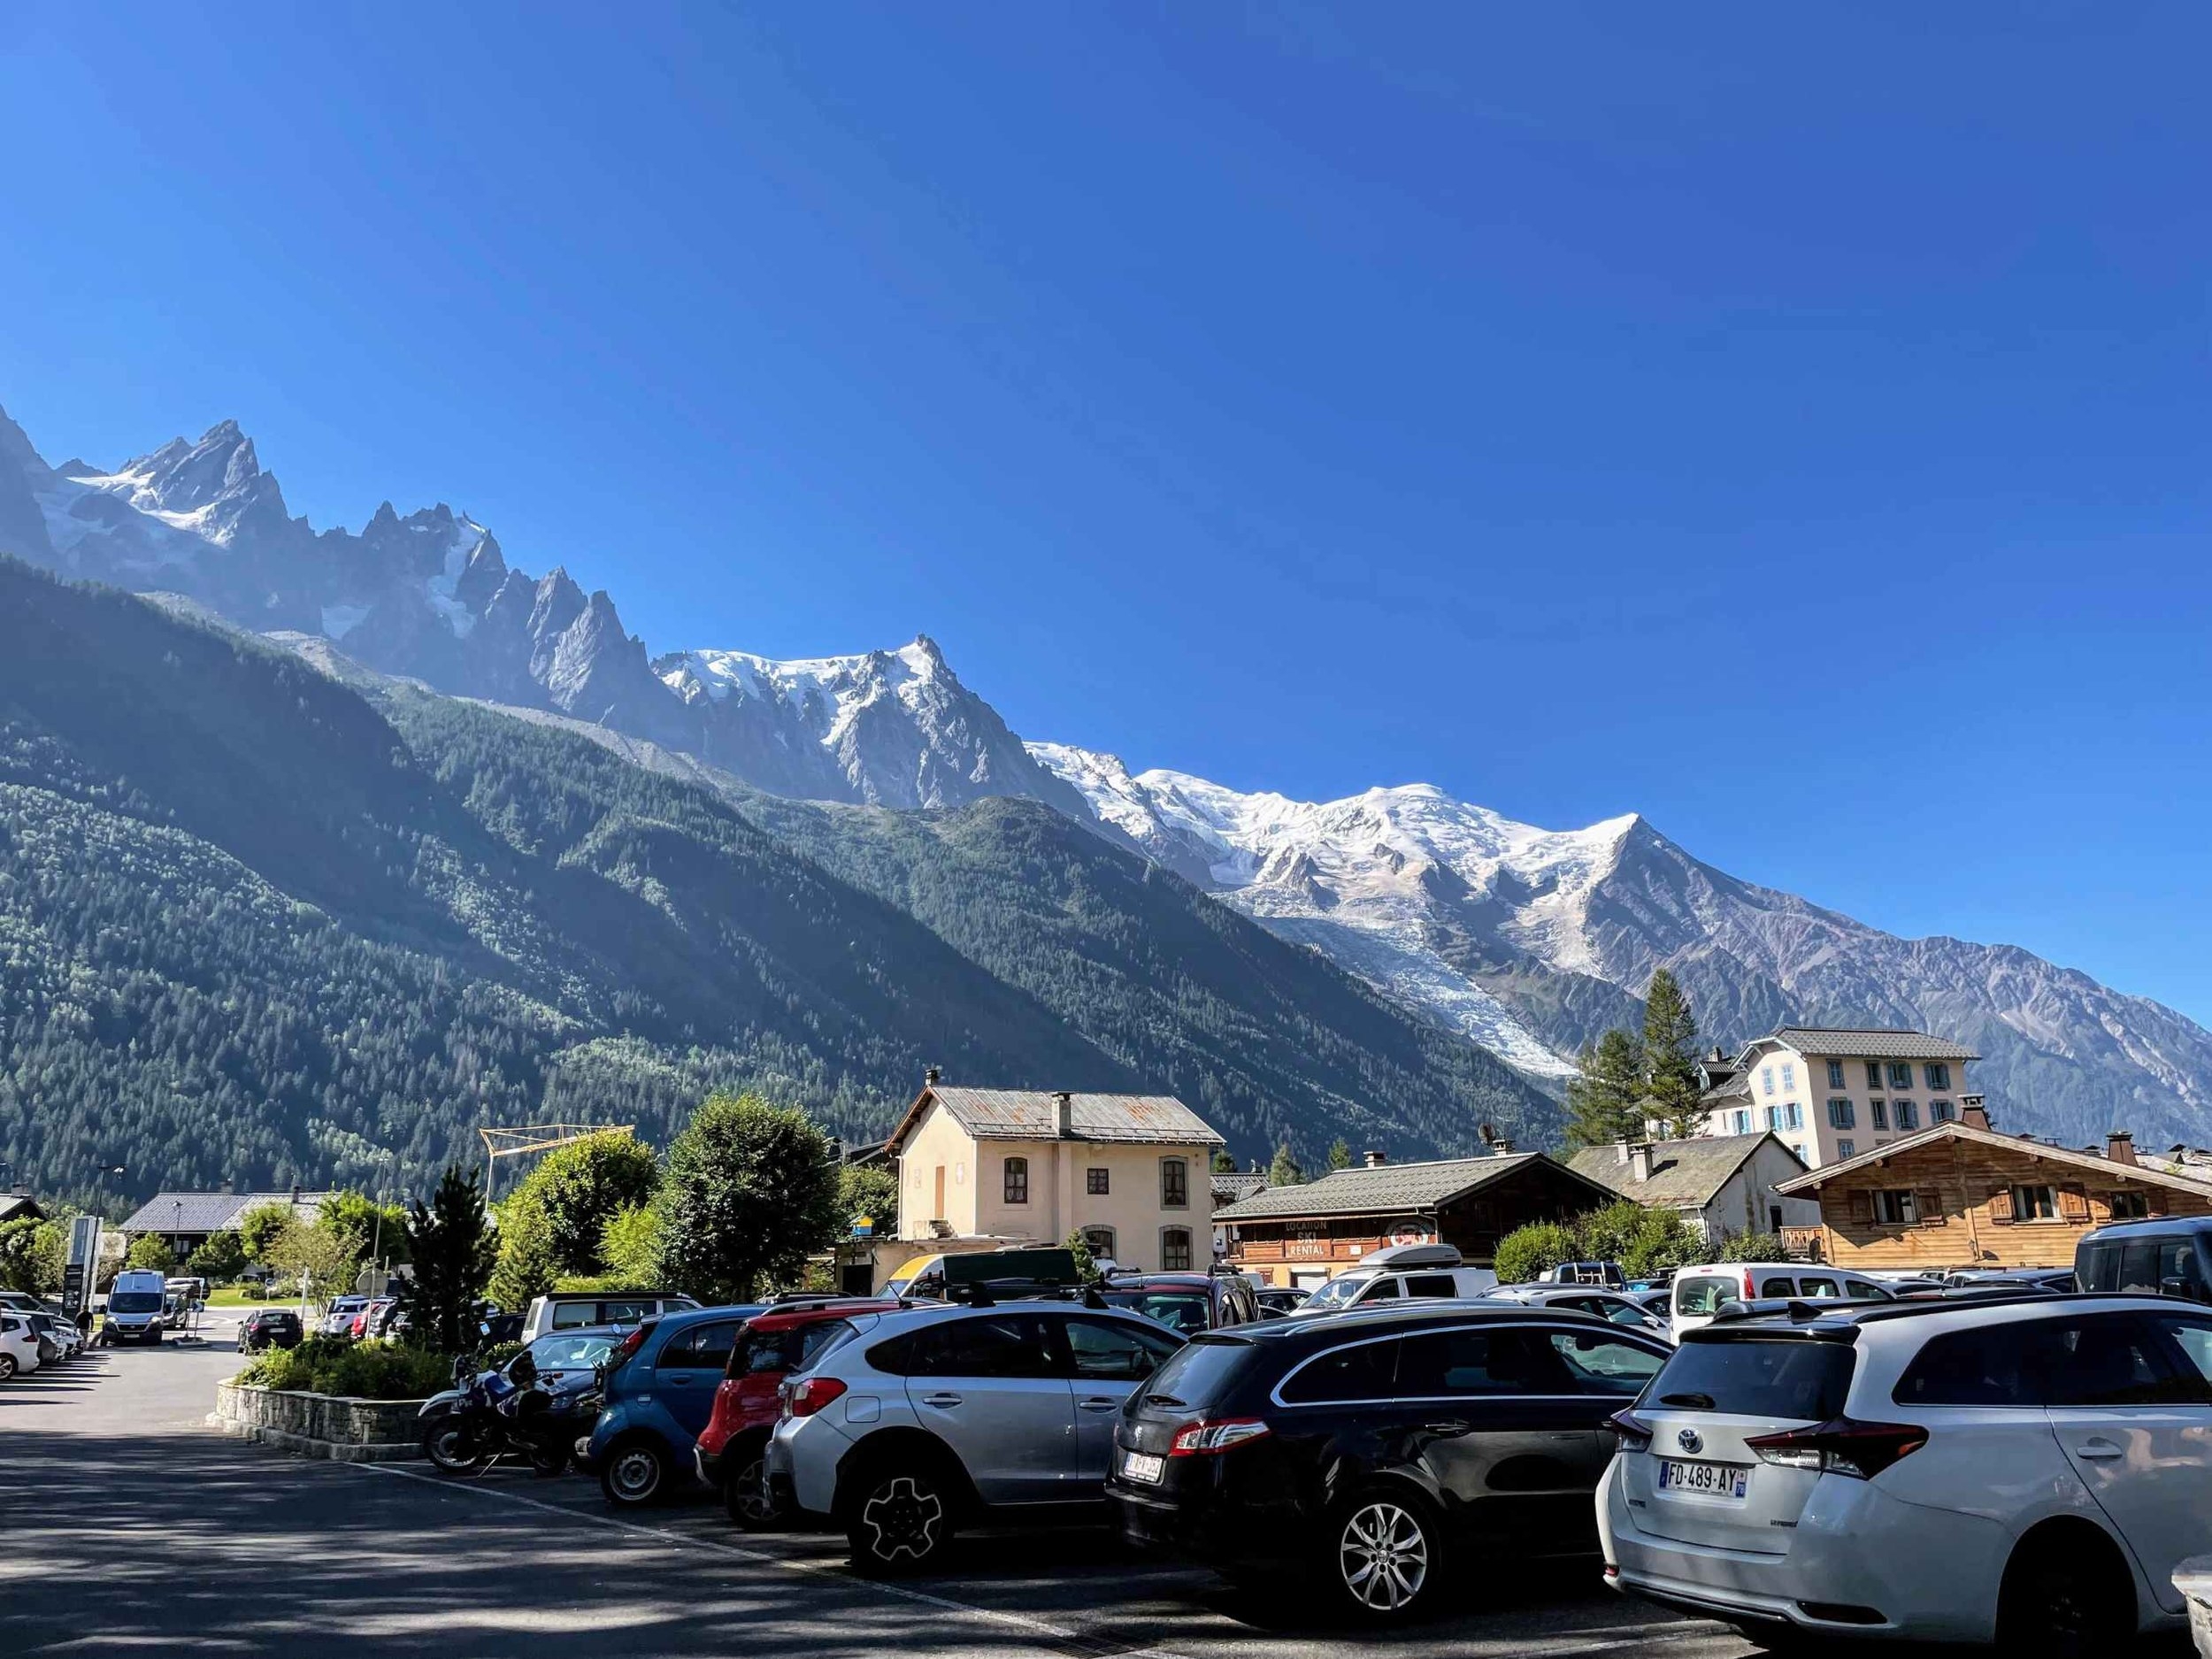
[584,1303,762,1507]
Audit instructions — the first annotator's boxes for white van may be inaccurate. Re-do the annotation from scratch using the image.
[1287,1241,1499,1317]
[104,1269,171,1345]
[520,1291,700,1342]
[1667,1261,1894,1341]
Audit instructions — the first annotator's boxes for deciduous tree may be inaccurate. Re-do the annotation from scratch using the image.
[655,1094,841,1303]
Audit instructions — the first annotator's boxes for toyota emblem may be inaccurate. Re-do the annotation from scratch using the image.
[1677,1428,1703,1454]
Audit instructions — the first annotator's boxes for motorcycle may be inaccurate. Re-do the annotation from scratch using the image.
[418,1344,603,1478]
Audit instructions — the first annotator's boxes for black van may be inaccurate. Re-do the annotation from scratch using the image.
[2074,1217,2212,1301]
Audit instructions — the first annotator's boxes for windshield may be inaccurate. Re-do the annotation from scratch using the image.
[1101,1290,1210,1334]
[526,1333,616,1371]
[109,1292,163,1314]
[1302,1275,1370,1310]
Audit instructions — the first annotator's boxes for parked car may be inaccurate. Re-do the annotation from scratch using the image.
[1668,1263,1894,1341]
[104,1268,170,1345]
[696,1299,895,1526]
[0,1311,44,1378]
[1537,1260,1627,1288]
[1631,1287,1673,1319]
[1485,1285,1675,1339]
[1600,1291,2212,1654]
[1253,1287,1310,1317]
[1286,1242,1500,1317]
[582,1304,762,1507]
[239,1308,303,1353]
[320,1296,372,1340]
[766,1298,1187,1574]
[2077,1217,2212,1302]
[1110,1301,1671,1618]
[24,1311,81,1363]
[1940,1269,2076,1293]
[883,1247,1084,1302]
[522,1290,700,1343]
[1100,1271,1261,1334]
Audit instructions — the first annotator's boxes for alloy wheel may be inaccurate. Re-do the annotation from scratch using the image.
[1338,1500,1430,1614]
[728,1455,775,1527]
[0,1354,15,1379]
[859,1474,945,1564]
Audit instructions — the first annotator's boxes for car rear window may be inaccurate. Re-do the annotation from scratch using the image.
[1649,1337,1856,1419]
[1672,1275,1743,1317]
[1101,1290,1211,1334]
[1141,1334,1262,1407]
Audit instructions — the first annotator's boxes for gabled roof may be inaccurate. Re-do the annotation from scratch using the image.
[1746,1028,1978,1063]
[1567,1133,1800,1210]
[1212,1151,1617,1223]
[1211,1171,1269,1202]
[1774,1122,2212,1200]
[885,1087,1224,1154]
[0,1194,46,1225]
[119,1191,329,1235]
[1700,1071,1754,1104]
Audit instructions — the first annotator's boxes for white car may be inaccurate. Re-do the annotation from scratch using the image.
[1484,1284,1676,1340]
[0,1311,44,1379]
[1666,1263,1894,1341]
[1599,1292,2212,1652]
[1286,1241,1498,1316]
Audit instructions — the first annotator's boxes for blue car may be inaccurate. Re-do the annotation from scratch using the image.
[584,1303,762,1508]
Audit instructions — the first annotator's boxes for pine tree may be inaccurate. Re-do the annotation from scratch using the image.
[1326,1138,1353,1172]
[1268,1141,1304,1187]
[396,1165,497,1354]
[1565,1028,1647,1148]
[1640,967,1704,1140]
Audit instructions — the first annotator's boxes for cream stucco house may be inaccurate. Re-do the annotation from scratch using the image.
[884,1084,1226,1272]
[1695,1028,1979,1168]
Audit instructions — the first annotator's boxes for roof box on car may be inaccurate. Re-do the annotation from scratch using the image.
[1362,1241,1462,1271]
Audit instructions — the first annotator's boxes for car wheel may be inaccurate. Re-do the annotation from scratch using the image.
[845,1464,955,1576]
[0,1354,15,1380]
[1330,1489,1443,1620]
[601,1440,669,1507]
[724,1441,779,1531]
[1996,1532,2132,1658]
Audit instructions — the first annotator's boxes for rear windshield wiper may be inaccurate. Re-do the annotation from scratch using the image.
[1144,1393,1187,1408]
[1658,1392,1717,1409]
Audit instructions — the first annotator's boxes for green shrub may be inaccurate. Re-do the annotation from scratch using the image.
[234,1336,455,1400]
[1494,1222,1577,1286]
[1715,1230,1789,1263]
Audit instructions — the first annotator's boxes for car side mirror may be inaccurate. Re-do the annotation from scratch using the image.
[2161,1277,2193,1300]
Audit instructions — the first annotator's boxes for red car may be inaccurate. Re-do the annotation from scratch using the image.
[695,1298,895,1527]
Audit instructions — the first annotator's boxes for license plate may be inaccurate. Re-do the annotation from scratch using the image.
[1121,1450,1164,1486]
[1657,1458,1748,1500]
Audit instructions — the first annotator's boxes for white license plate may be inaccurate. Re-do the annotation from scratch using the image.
[1121,1451,1164,1486]
[1657,1458,1748,1500]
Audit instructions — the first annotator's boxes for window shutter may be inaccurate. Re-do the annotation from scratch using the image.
[1849,1190,1872,1225]
[1916,1190,1945,1226]
[2058,1184,2090,1223]
[1987,1187,2015,1224]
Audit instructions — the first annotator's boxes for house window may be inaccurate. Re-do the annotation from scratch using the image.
[1780,1063,1796,1089]
[1888,1063,1914,1090]
[1761,1066,1775,1096]
[1894,1100,1919,1132]
[1161,1158,1190,1209]
[1874,1190,1917,1225]
[1732,1110,1752,1135]
[1826,1060,1847,1088]
[1838,1139,1856,1158]
[1784,1102,1802,1130]
[1003,1157,1029,1205]
[1870,1100,1888,1131]
[1086,1167,1110,1196]
[1827,1099,1856,1130]
[1790,1144,1808,1164]
[1925,1063,1952,1091]
[2012,1185,2058,1222]
[1763,1105,1778,1131]
[1160,1226,1194,1271]
[1866,1061,1884,1089]
[1931,1100,1955,1123]
[2108,1191,2149,1220]
[1081,1225,1117,1261]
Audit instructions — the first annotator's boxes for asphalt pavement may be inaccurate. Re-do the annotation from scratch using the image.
[1,1308,1769,1657]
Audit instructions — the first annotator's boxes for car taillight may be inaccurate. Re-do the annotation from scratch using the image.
[1604,1409,1654,1454]
[785,1377,847,1418]
[1742,1269,1757,1301]
[612,1327,649,1364]
[1167,1417,1271,1456]
[1743,1417,1927,1479]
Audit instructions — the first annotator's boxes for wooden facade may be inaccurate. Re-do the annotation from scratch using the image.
[1778,1125,2212,1272]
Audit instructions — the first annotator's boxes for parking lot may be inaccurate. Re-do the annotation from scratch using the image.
[0,1306,1770,1659]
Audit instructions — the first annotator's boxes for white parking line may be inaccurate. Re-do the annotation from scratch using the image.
[357,1462,1201,1659]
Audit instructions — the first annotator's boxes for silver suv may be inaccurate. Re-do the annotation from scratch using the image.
[764,1300,1184,1574]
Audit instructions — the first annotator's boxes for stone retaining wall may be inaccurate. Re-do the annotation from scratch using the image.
[210,1381,428,1462]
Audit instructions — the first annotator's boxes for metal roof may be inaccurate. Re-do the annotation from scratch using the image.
[119,1191,329,1235]
[886,1087,1225,1152]
[1774,1122,2212,1199]
[0,1194,47,1225]
[1566,1133,1794,1210]
[1211,1151,1613,1222]
[1747,1028,1979,1062]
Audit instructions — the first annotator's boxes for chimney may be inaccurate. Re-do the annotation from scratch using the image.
[1960,1095,1991,1132]
[2107,1131,2138,1167]
[1055,1091,1074,1137]
[924,1064,941,1087]
[1615,1141,1632,1165]
[1627,1142,1654,1183]
[1363,1149,1386,1169]
[222,1178,235,1194]
[1487,1133,1516,1156]
[291,1185,303,1205]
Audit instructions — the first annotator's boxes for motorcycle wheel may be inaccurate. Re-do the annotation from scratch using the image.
[526,1441,569,1478]
[422,1418,490,1474]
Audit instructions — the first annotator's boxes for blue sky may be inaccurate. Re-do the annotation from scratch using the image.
[3,5,2208,1021]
